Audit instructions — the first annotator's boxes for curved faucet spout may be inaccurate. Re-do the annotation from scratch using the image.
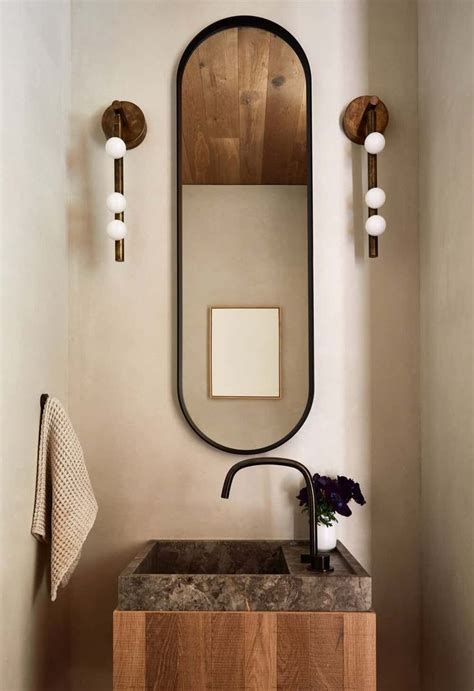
[221,457,326,571]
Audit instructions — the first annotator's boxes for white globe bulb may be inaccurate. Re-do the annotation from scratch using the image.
[106,192,127,214]
[365,187,386,209]
[106,219,127,240]
[105,137,126,159]
[364,132,385,155]
[365,215,386,236]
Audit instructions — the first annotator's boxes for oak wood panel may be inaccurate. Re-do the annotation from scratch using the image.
[310,613,344,689]
[114,611,376,690]
[210,613,246,688]
[244,612,277,690]
[209,137,240,185]
[198,28,240,139]
[146,613,179,690]
[343,612,376,690]
[181,141,192,187]
[276,613,311,690]
[288,90,308,185]
[262,33,306,185]
[181,50,212,184]
[146,613,213,690]
[177,613,212,689]
[238,28,271,184]
[181,27,306,185]
[198,29,241,185]
[113,611,145,690]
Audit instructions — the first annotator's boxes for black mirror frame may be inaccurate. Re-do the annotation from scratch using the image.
[177,15,314,455]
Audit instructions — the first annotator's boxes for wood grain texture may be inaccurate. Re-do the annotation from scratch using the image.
[310,613,344,689]
[181,27,306,185]
[146,613,179,690]
[209,137,240,185]
[199,29,240,140]
[177,612,212,689]
[343,612,376,690]
[277,613,311,690]
[145,613,213,690]
[288,90,307,185]
[113,611,376,690]
[181,50,212,185]
[211,613,245,687]
[238,27,270,184]
[113,611,145,690]
[262,33,306,185]
[244,612,277,689]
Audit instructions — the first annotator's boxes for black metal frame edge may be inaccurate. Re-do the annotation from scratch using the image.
[176,15,314,455]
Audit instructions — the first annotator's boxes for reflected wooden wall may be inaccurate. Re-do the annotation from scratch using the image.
[181,27,307,185]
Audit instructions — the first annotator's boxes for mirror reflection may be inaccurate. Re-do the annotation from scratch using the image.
[178,20,313,453]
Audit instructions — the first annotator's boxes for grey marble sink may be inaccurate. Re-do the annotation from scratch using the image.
[118,540,371,612]
[132,540,289,575]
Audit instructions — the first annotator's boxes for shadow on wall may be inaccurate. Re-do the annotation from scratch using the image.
[367,1,420,690]
[68,111,105,268]
[30,541,70,691]
[69,543,142,688]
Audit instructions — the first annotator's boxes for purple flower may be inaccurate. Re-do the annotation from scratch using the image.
[296,473,366,521]
[324,490,347,516]
[351,481,366,506]
[335,476,354,503]
[296,486,308,506]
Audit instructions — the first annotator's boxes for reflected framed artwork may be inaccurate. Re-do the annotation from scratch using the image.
[209,307,281,399]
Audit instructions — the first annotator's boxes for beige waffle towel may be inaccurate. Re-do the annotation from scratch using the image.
[31,396,98,601]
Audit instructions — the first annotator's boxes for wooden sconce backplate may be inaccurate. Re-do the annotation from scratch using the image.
[342,95,389,144]
[102,100,147,149]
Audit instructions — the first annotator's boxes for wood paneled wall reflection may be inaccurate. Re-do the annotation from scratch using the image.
[181,27,307,185]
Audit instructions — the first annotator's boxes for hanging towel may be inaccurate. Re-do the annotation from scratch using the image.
[31,396,98,601]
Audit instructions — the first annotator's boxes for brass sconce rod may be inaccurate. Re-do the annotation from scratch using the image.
[367,101,378,258]
[114,108,125,262]
[342,95,389,258]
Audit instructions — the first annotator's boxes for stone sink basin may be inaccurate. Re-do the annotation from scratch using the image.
[118,540,371,612]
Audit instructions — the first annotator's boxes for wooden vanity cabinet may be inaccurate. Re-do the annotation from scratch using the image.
[113,610,376,690]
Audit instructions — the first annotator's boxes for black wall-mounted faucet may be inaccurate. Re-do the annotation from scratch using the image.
[221,457,333,572]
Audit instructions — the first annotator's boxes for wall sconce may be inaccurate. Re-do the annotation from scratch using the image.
[102,100,147,262]
[342,95,389,258]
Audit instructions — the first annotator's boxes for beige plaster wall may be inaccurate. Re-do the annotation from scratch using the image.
[70,1,419,689]
[0,2,71,689]
[182,185,309,451]
[419,2,474,689]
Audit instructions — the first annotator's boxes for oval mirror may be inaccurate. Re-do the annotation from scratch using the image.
[177,16,313,454]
